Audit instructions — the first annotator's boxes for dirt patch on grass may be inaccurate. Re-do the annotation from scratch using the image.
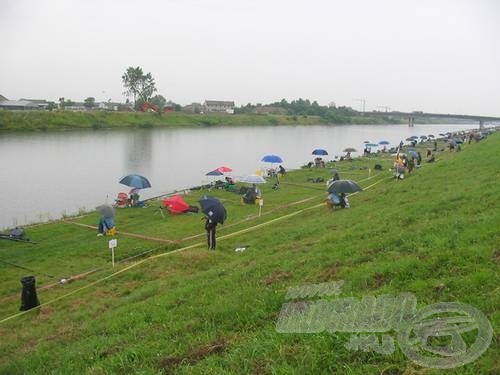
[434,283,446,293]
[251,359,270,375]
[493,249,500,265]
[319,262,342,281]
[95,289,119,298]
[69,298,90,312]
[179,250,210,264]
[35,306,54,322]
[280,344,302,361]
[99,344,124,359]
[159,337,229,373]
[380,366,403,375]
[262,270,293,285]
[371,272,387,288]
[366,248,383,257]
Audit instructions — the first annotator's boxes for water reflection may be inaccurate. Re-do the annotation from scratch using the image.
[123,129,153,175]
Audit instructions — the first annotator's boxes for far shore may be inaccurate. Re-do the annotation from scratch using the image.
[0,110,441,132]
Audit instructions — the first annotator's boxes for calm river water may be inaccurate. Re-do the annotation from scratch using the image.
[0,123,475,229]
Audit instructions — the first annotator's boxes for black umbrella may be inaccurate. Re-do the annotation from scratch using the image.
[199,196,227,224]
[206,169,224,176]
[343,147,357,153]
[327,179,362,194]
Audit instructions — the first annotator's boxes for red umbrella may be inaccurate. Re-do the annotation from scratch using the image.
[163,195,190,215]
[217,166,232,173]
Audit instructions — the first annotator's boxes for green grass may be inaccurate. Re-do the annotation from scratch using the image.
[0,136,498,374]
[0,110,405,131]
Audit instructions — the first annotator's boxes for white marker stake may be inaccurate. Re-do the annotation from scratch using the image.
[259,198,264,217]
[108,238,117,268]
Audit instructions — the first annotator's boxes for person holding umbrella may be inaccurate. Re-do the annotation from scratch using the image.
[326,179,362,209]
[119,174,151,207]
[199,196,227,250]
[129,187,140,206]
[204,216,217,250]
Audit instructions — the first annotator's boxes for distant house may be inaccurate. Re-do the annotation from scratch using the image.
[19,98,50,109]
[203,100,235,114]
[163,101,177,112]
[96,101,131,111]
[182,102,203,114]
[0,100,39,110]
[64,102,87,111]
[0,94,8,102]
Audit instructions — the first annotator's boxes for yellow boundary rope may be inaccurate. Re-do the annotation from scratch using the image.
[0,174,390,324]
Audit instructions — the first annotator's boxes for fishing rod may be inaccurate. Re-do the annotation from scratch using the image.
[0,232,37,244]
[0,259,55,279]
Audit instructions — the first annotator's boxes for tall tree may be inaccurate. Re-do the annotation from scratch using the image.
[84,97,95,109]
[150,94,167,109]
[122,66,157,109]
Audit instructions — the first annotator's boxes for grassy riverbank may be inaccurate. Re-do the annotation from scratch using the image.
[0,135,498,374]
[0,110,402,131]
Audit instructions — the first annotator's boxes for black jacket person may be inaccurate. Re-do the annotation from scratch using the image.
[205,217,217,250]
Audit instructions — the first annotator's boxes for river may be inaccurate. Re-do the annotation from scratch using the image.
[0,123,475,229]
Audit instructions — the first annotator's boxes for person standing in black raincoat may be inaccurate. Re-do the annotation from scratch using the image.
[205,216,217,250]
[199,195,226,251]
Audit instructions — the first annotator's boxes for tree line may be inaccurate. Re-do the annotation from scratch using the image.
[234,98,362,121]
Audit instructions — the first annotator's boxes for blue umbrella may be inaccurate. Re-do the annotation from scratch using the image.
[205,169,224,176]
[379,140,390,145]
[241,175,266,184]
[119,174,151,189]
[261,154,283,163]
[312,149,328,156]
[366,143,378,147]
[199,196,227,224]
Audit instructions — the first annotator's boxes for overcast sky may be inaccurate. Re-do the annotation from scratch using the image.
[1,0,499,115]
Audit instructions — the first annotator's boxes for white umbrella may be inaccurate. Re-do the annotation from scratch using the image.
[240,175,266,216]
[240,175,266,184]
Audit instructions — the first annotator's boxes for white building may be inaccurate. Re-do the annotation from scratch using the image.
[203,100,235,114]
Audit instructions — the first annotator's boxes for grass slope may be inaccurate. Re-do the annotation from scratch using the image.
[0,136,498,374]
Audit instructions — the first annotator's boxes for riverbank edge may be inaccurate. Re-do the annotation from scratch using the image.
[0,110,411,132]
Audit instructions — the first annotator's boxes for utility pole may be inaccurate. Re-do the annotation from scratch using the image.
[353,98,366,114]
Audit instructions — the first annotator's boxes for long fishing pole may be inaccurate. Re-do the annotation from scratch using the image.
[0,259,55,279]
